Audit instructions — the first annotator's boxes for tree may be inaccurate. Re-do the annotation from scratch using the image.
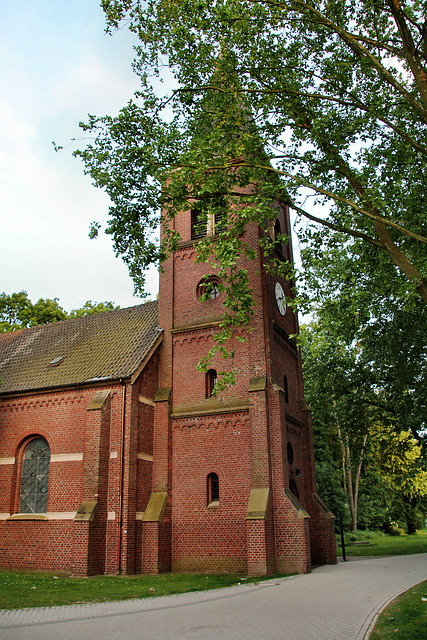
[74,0,426,318]
[0,292,67,332]
[68,300,120,318]
[300,319,384,531]
[299,242,427,443]
[301,303,427,532]
[371,425,427,533]
[0,292,119,332]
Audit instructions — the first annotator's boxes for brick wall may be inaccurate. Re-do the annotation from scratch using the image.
[0,353,159,575]
[172,412,252,573]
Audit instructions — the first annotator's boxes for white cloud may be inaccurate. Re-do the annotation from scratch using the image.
[0,2,158,311]
[50,55,137,119]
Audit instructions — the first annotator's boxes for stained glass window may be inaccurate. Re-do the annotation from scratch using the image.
[20,438,50,513]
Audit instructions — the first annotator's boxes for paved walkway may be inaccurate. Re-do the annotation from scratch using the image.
[1,554,426,640]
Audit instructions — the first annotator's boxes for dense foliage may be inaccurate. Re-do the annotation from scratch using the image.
[301,312,427,533]
[75,0,427,310]
[0,292,119,332]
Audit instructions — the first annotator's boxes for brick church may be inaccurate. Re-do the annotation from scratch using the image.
[0,195,336,576]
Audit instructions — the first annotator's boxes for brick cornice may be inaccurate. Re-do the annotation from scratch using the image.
[171,319,223,334]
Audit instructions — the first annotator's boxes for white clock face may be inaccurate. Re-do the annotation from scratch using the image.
[275,282,287,315]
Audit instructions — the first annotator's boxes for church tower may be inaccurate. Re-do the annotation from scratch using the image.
[141,182,337,575]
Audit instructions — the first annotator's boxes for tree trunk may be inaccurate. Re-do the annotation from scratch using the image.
[352,433,368,533]
[403,496,420,534]
[337,425,368,532]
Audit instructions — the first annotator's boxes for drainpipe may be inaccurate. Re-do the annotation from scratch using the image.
[117,379,126,574]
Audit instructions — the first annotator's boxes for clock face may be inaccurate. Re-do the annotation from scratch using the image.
[275,282,287,316]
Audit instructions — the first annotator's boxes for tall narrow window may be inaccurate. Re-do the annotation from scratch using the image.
[191,207,206,239]
[214,208,223,234]
[191,197,225,240]
[206,369,218,397]
[207,472,220,505]
[20,437,50,513]
[287,442,294,466]
[283,375,289,404]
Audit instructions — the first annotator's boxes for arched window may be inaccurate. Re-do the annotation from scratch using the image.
[207,472,219,505]
[206,369,218,397]
[19,437,50,513]
[274,219,282,241]
[283,375,289,404]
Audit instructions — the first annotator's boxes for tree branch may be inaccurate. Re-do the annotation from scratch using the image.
[288,201,384,248]
[351,34,406,57]
[176,81,427,157]
[388,0,427,109]
[228,160,427,245]
[247,0,427,123]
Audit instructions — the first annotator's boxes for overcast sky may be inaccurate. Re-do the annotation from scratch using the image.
[0,0,159,312]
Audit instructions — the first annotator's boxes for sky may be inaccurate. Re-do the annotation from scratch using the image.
[0,0,159,312]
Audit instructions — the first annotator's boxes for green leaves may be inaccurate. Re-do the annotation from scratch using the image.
[73,0,427,397]
[301,279,427,531]
[0,292,67,332]
[78,0,427,309]
[88,221,101,239]
[67,300,120,318]
[0,292,119,332]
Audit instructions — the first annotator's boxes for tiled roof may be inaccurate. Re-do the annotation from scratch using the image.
[0,302,162,395]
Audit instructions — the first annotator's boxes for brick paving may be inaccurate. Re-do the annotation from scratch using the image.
[1,554,426,640]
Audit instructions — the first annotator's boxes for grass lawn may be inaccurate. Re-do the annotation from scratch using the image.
[0,571,269,610]
[338,529,427,557]
[370,580,427,639]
